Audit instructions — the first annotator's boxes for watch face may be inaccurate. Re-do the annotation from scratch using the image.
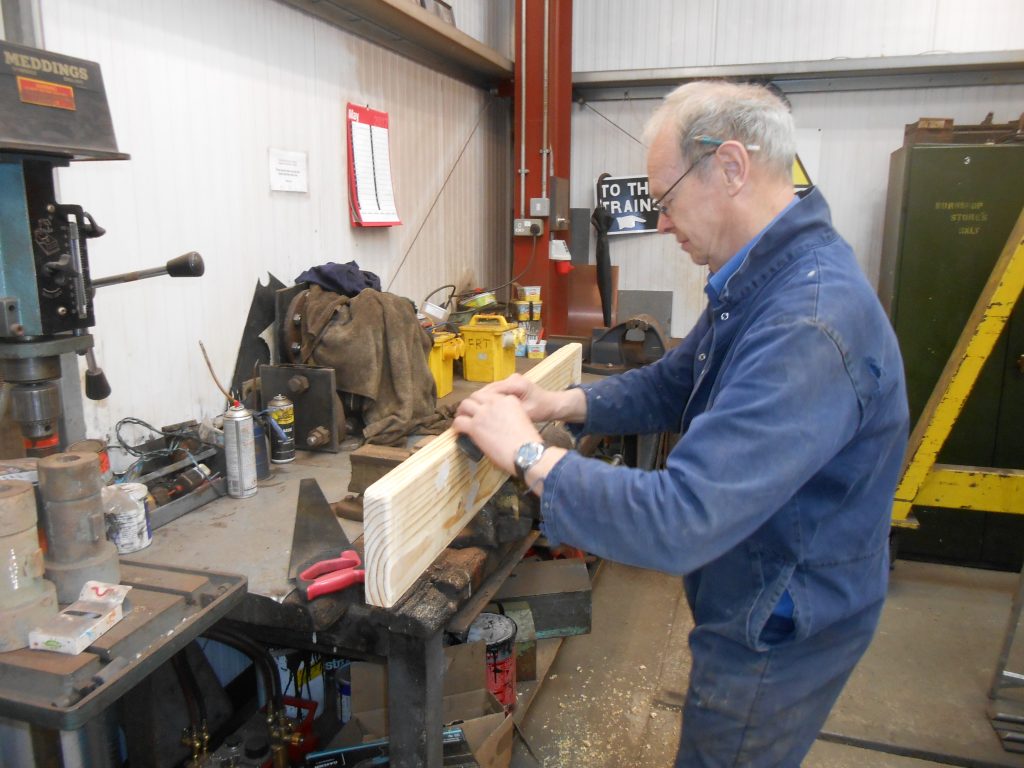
[515,442,545,476]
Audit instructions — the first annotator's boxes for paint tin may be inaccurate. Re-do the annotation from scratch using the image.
[516,285,541,301]
[107,482,152,553]
[512,300,542,322]
[467,612,518,713]
[68,438,113,485]
[266,394,296,464]
[223,402,258,499]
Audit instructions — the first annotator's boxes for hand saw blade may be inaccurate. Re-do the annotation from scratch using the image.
[288,478,351,580]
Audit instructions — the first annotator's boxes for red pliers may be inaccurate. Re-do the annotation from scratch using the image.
[296,550,365,600]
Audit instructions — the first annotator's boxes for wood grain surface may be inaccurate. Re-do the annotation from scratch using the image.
[363,344,582,607]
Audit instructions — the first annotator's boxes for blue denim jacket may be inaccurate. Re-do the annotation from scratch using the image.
[541,188,909,650]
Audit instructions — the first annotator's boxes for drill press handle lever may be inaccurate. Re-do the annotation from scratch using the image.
[91,251,205,289]
[83,349,111,401]
[82,252,204,400]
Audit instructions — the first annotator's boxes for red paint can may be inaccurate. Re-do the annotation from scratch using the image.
[467,612,518,714]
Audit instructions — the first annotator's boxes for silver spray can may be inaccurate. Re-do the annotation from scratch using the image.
[266,394,296,464]
[223,402,258,498]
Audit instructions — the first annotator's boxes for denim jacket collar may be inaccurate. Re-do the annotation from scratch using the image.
[716,187,834,308]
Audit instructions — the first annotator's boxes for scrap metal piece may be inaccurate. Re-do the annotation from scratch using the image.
[37,451,119,603]
[0,480,58,651]
[259,364,344,453]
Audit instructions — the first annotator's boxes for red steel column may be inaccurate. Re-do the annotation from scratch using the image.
[512,0,573,336]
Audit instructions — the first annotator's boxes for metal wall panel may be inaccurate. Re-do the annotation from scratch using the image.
[38,0,511,440]
[712,0,939,65]
[451,0,513,60]
[570,85,1024,338]
[573,0,718,72]
[573,0,1024,71]
[789,85,1024,287]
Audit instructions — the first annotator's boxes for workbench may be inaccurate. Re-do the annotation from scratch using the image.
[126,427,540,768]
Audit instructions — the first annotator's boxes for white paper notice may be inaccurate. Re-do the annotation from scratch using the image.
[269,148,309,193]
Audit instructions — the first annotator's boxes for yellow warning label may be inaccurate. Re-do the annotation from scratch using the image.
[792,155,812,190]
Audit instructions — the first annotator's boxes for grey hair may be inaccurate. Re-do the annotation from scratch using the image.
[643,81,796,183]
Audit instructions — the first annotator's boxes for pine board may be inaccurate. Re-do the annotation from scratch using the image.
[363,344,582,607]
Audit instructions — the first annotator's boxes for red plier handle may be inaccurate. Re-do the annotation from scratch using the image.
[299,550,365,600]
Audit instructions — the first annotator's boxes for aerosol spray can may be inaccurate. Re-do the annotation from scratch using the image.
[266,394,296,464]
[222,401,258,499]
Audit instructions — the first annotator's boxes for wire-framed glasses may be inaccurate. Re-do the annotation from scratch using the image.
[650,150,716,216]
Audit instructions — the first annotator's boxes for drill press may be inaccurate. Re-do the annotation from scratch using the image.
[0,40,204,455]
[0,42,207,643]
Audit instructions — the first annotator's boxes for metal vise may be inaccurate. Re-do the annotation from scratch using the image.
[585,314,668,375]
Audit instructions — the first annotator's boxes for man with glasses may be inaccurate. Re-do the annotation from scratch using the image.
[454,81,908,766]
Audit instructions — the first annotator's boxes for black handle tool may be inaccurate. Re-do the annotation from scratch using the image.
[456,433,485,462]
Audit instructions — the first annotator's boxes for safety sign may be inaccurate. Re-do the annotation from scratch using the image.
[595,175,658,236]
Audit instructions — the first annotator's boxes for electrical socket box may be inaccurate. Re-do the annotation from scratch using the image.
[549,239,571,261]
[513,218,543,237]
[529,197,550,217]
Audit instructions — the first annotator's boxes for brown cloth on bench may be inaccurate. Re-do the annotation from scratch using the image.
[299,286,450,445]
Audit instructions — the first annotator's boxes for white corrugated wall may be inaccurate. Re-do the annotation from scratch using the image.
[573,0,1024,71]
[570,0,1024,336]
[451,0,514,59]
[35,0,512,443]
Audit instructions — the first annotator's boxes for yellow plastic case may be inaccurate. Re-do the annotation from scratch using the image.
[428,331,464,398]
[459,315,519,382]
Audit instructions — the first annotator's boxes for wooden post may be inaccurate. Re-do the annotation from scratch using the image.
[363,344,582,607]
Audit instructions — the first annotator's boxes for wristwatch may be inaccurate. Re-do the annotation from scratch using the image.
[513,441,547,481]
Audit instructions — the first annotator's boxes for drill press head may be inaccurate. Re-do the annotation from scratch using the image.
[0,42,125,454]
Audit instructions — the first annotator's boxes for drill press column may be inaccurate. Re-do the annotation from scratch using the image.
[0,479,58,651]
[37,451,119,603]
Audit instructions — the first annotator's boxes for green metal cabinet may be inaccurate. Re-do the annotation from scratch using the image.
[879,143,1024,569]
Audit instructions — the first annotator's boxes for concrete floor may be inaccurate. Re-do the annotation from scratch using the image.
[512,559,1024,767]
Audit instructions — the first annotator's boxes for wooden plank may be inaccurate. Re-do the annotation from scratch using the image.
[277,0,514,86]
[348,444,413,494]
[363,344,582,608]
[0,647,98,675]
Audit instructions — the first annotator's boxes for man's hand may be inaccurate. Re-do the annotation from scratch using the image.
[453,388,542,475]
[475,374,587,423]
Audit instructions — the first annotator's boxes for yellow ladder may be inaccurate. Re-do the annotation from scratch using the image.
[892,207,1024,528]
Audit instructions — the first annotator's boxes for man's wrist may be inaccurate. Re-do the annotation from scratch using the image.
[523,446,566,495]
[555,387,588,423]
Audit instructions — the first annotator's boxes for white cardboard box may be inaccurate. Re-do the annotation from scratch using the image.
[29,581,131,655]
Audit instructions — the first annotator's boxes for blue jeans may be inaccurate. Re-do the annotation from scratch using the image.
[675,601,883,767]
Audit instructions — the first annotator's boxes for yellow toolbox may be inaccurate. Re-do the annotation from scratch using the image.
[428,331,464,398]
[459,315,520,382]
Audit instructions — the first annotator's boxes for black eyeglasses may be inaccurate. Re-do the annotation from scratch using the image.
[650,150,717,216]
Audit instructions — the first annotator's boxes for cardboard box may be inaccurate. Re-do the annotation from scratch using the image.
[499,602,537,682]
[319,642,512,768]
[308,725,479,767]
[29,581,131,655]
